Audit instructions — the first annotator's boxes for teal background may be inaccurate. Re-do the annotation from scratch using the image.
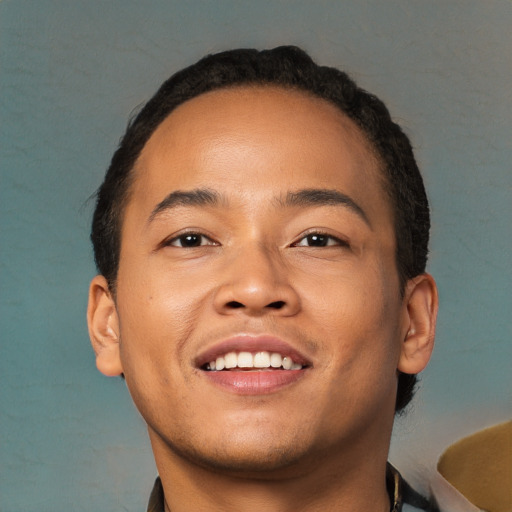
[1,1,510,510]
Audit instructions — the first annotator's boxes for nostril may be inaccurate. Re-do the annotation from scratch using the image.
[267,301,285,309]
[226,301,244,309]
[225,300,286,310]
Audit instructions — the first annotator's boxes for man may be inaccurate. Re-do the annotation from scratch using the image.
[87,46,439,511]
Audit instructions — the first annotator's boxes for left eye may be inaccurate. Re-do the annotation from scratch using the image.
[166,233,216,248]
[293,233,345,247]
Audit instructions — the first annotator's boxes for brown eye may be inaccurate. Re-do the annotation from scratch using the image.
[294,233,347,247]
[305,234,329,247]
[167,233,215,248]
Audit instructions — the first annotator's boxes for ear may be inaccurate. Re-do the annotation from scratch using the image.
[87,275,123,377]
[398,273,439,374]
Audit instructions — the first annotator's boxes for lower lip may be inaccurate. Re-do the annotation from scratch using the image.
[203,369,306,395]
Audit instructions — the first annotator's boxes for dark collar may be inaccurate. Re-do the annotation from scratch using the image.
[146,475,164,512]
[147,463,437,512]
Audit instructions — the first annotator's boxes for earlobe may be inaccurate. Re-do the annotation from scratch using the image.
[398,273,439,375]
[87,275,123,377]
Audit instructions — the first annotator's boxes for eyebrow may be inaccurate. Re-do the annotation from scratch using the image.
[283,189,371,227]
[148,188,221,223]
[147,187,370,227]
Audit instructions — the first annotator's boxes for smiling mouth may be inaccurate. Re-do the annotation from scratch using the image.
[203,351,305,371]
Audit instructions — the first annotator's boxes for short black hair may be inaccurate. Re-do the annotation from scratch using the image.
[91,46,430,412]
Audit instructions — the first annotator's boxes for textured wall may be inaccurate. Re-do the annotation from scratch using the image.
[1,1,510,510]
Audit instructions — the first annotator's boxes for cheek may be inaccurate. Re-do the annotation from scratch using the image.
[118,256,209,324]
[114,263,208,381]
[114,277,202,425]
[307,258,402,368]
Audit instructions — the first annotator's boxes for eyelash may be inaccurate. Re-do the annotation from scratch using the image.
[161,230,349,249]
[292,231,349,248]
[162,231,218,248]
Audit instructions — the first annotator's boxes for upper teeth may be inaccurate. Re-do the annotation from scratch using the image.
[206,351,303,371]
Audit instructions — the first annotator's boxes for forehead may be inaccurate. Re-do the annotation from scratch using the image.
[129,85,389,219]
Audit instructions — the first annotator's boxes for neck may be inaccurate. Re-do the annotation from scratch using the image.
[149,427,393,512]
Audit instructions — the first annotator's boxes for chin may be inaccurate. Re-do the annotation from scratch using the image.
[162,429,315,478]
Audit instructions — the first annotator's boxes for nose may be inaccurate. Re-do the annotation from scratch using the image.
[213,245,301,317]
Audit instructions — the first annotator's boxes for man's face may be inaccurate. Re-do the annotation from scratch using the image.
[109,87,410,474]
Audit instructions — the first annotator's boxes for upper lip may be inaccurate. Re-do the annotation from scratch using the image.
[195,335,312,368]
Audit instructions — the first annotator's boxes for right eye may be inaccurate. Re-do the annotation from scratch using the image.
[165,233,217,248]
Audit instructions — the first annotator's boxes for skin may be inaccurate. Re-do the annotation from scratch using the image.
[88,86,438,512]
